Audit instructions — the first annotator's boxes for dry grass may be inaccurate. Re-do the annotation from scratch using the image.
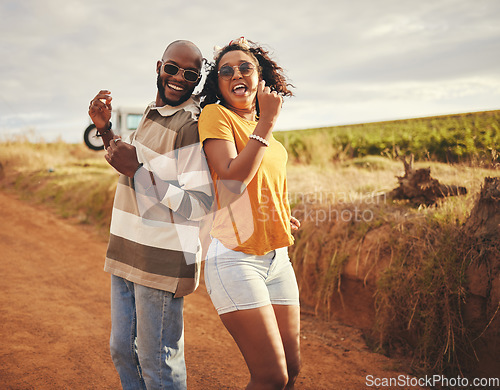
[287,157,493,208]
[286,159,499,376]
[0,139,117,229]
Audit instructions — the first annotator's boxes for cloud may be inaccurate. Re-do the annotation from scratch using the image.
[1,0,500,142]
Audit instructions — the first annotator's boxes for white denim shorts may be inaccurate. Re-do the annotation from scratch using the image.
[204,238,300,315]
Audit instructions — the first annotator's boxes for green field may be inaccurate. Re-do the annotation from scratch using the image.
[275,110,500,165]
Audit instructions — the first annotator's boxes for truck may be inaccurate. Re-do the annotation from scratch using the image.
[83,106,144,150]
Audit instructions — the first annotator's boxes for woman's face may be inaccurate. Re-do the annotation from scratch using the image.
[217,50,260,113]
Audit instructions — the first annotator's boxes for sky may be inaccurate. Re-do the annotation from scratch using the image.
[1,0,499,143]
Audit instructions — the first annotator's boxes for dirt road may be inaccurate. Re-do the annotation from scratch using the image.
[0,190,422,389]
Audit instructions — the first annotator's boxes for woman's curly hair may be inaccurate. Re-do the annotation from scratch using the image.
[197,39,294,116]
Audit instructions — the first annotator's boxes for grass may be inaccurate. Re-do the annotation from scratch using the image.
[275,109,500,165]
[373,215,469,373]
[0,138,117,230]
[286,157,491,207]
[285,160,498,375]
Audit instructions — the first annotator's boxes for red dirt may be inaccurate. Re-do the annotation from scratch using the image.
[0,190,425,389]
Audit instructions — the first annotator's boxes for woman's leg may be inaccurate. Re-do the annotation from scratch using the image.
[205,239,295,389]
[220,306,289,390]
[272,305,301,389]
[267,248,301,388]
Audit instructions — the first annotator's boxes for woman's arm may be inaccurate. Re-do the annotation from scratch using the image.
[203,81,282,187]
[203,136,266,186]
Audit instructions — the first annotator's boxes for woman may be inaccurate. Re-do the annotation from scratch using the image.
[198,37,301,390]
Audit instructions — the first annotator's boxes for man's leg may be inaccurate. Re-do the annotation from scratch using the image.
[110,275,147,390]
[135,284,186,390]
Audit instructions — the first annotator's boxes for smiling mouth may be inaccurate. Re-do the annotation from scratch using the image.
[168,83,184,92]
[232,83,248,96]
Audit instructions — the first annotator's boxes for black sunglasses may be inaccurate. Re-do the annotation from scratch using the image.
[163,63,200,83]
[218,61,255,80]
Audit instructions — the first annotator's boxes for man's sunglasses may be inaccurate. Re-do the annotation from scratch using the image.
[163,63,200,83]
[218,61,255,80]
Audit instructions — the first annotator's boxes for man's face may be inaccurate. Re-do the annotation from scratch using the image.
[156,44,202,107]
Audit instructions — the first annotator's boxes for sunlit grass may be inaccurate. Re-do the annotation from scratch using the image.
[0,139,117,229]
[287,158,498,375]
[275,109,500,164]
[286,157,494,207]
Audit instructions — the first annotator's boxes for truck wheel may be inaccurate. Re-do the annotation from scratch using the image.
[83,124,104,150]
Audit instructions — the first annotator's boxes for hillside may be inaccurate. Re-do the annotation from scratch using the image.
[275,109,500,165]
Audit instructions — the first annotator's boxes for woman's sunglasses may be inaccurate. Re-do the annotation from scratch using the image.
[163,63,200,83]
[218,61,255,80]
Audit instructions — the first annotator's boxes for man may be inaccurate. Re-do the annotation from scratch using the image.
[88,40,212,390]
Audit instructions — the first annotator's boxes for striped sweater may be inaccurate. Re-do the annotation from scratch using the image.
[104,98,213,297]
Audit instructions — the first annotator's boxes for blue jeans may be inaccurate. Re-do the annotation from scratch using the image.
[110,275,186,390]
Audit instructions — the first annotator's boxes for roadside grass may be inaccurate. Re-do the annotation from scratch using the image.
[287,156,491,206]
[286,161,498,375]
[0,139,117,231]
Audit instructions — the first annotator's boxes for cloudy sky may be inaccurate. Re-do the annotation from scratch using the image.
[1,0,499,143]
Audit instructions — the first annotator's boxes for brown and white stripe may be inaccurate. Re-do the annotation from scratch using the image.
[104,98,213,297]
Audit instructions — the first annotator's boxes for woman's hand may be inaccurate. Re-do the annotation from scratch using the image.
[256,80,282,128]
[290,216,301,231]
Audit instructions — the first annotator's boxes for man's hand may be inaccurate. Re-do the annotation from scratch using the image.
[88,90,112,130]
[105,136,141,178]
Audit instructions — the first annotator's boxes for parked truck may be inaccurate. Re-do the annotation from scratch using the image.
[83,106,144,150]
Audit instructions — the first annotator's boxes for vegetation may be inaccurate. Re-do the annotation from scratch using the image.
[0,138,117,232]
[275,110,500,165]
[287,161,498,376]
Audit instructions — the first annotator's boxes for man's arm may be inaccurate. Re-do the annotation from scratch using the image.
[134,122,213,221]
[89,90,141,177]
[88,90,116,149]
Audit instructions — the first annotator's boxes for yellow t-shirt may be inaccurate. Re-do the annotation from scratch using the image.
[198,104,294,255]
